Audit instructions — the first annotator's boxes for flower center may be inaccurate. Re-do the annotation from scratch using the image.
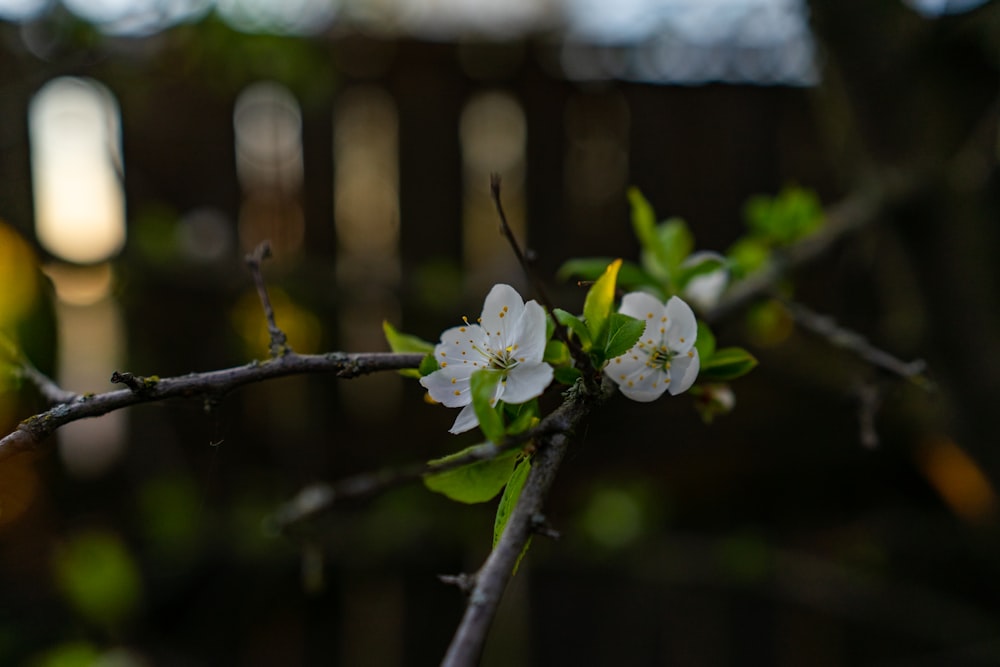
[647,345,675,371]
[488,345,518,371]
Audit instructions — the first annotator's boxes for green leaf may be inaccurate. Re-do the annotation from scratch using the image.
[554,366,583,385]
[382,320,434,354]
[504,400,539,435]
[744,186,824,246]
[554,309,592,349]
[470,370,505,443]
[543,340,570,366]
[628,188,667,280]
[700,347,758,381]
[383,321,435,379]
[727,237,771,278]
[656,218,694,277]
[424,444,519,504]
[694,321,716,361]
[601,313,645,360]
[493,456,533,573]
[418,352,440,377]
[583,258,622,341]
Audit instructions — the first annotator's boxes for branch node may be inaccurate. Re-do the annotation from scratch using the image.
[110,371,159,395]
[438,573,477,595]
[531,513,561,540]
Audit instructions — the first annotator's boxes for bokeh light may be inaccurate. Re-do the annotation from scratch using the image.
[29,77,126,265]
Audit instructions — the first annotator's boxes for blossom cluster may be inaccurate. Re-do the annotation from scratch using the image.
[420,283,701,434]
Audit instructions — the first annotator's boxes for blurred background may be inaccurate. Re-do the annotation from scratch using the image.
[1,0,999,664]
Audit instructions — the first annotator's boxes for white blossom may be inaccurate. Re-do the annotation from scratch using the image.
[681,251,729,311]
[605,292,700,402]
[420,284,554,434]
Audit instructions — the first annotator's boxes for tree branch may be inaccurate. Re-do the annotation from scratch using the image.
[441,379,612,666]
[0,351,423,461]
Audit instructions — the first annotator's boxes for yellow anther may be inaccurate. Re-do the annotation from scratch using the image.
[679,337,685,343]
[451,378,457,384]
[453,390,461,396]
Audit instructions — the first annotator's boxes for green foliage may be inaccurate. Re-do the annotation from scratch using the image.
[744,185,823,246]
[383,320,435,378]
[595,313,645,362]
[470,370,505,443]
[424,445,519,504]
[727,237,771,278]
[554,308,592,350]
[583,258,621,341]
[493,456,531,549]
[694,321,717,361]
[493,456,533,574]
[543,340,570,366]
[700,347,759,382]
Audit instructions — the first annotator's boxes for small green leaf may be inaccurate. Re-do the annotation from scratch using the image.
[744,186,823,246]
[700,347,758,381]
[601,313,645,360]
[504,400,539,435]
[543,340,570,366]
[493,456,533,573]
[694,321,716,361]
[554,366,583,385]
[470,370,505,443]
[382,320,434,354]
[418,352,440,377]
[656,218,694,277]
[583,258,622,341]
[628,187,667,279]
[424,444,519,504]
[383,321,435,379]
[554,309,592,349]
[727,237,771,278]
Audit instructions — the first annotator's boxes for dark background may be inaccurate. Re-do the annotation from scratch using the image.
[1,1,999,665]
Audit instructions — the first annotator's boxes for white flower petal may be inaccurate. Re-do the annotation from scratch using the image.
[507,299,548,364]
[607,350,647,383]
[480,284,525,347]
[419,366,472,407]
[683,270,728,311]
[435,324,488,369]
[664,296,697,353]
[449,403,480,434]
[667,348,700,395]
[499,362,554,404]
[618,292,664,335]
[618,366,670,402]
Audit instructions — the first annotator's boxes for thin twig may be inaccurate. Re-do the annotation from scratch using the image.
[268,380,602,529]
[16,358,80,405]
[782,298,933,390]
[491,173,587,369]
[246,241,290,358]
[0,351,424,461]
